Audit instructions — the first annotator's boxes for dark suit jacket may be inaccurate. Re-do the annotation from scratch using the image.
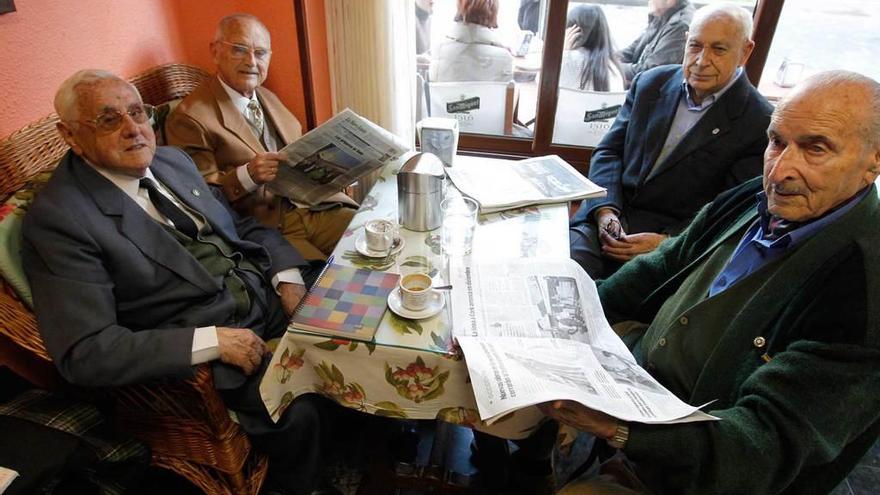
[22,147,306,389]
[578,65,773,236]
[165,77,303,224]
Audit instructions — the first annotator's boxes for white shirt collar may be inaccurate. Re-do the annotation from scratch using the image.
[218,76,260,117]
[88,161,157,200]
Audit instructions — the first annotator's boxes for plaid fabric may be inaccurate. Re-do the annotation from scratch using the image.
[0,389,149,495]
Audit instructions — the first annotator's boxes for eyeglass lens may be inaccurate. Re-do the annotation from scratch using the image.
[94,105,154,132]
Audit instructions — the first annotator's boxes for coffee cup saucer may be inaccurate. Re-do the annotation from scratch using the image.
[355,233,405,258]
[387,290,444,320]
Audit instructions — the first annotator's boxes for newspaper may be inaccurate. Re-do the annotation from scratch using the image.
[446,155,606,214]
[451,258,718,425]
[268,108,409,206]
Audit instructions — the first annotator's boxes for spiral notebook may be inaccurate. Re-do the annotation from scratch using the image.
[290,262,399,342]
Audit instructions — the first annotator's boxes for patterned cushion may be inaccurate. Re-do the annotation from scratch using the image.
[0,171,53,308]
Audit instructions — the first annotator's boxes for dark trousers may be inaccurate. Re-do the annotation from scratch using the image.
[219,360,332,495]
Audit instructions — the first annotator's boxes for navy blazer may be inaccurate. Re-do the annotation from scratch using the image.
[579,65,773,235]
[22,147,306,389]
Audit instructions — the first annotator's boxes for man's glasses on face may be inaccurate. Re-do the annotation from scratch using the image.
[79,104,156,133]
[218,40,271,61]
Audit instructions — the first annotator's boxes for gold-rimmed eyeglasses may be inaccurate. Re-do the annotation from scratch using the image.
[78,104,155,133]
[217,40,272,61]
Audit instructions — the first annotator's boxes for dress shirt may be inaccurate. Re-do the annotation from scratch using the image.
[89,163,303,364]
[218,77,263,194]
[651,68,744,174]
[709,188,869,296]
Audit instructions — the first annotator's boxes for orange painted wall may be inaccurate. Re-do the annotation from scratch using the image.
[303,0,334,124]
[0,0,310,139]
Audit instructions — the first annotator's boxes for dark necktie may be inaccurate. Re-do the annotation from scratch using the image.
[139,178,198,238]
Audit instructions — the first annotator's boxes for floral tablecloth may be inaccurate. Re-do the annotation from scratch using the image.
[260,158,571,439]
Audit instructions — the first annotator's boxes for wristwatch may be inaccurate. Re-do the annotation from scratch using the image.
[607,423,630,449]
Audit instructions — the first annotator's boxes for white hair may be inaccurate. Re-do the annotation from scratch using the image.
[213,13,271,44]
[691,3,754,43]
[53,70,136,122]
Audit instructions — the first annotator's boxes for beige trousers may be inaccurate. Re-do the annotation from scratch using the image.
[280,205,355,261]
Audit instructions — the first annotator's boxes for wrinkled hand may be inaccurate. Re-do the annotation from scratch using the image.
[564,25,582,50]
[217,327,268,376]
[600,232,667,262]
[279,282,307,317]
[596,208,624,244]
[539,400,618,439]
[246,152,286,184]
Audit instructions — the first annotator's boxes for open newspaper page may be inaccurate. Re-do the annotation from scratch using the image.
[451,258,717,425]
[268,108,409,206]
[446,155,606,214]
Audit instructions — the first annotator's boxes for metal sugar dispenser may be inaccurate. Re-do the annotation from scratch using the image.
[397,153,445,231]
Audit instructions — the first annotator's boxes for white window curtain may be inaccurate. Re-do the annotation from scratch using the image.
[324,0,416,148]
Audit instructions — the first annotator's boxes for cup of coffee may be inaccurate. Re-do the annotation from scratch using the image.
[399,273,434,311]
[365,219,396,252]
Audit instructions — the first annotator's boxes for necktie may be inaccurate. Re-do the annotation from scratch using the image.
[247,99,264,134]
[139,178,199,238]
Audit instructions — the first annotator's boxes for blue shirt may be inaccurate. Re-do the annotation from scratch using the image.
[709,188,869,296]
[650,68,744,177]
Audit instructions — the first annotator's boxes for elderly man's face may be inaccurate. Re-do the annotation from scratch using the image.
[58,80,156,177]
[763,84,880,222]
[683,16,754,103]
[211,19,271,98]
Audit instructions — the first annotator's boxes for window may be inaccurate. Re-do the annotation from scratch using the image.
[411,0,860,174]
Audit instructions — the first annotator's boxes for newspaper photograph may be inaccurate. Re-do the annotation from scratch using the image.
[268,108,409,206]
[446,155,606,214]
[450,258,628,354]
[458,336,717,424]
[451,258,717,424]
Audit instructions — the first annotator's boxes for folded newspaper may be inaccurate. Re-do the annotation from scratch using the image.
[446,155,606,214]
[267,108,410,206]
[451,258,718,425]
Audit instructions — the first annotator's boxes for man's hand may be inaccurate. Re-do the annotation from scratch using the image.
[539,400,618,439]
[596,207,625,243]
[246,152,286,184]
[600,232,667,262]
[279,282,307,316]
[564,25,582,50]
[217,327,268,376]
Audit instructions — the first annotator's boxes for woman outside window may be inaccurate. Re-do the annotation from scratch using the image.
[559,4,624,92]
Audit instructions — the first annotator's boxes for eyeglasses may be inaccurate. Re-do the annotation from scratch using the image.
[80,104,155,133]
[218,40,272,61]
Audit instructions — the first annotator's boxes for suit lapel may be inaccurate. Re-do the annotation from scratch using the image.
[639,72,683,184]
[211,78,265,154]
[70,156,217,293]
[257,88,300,145]
[647,72,750,182]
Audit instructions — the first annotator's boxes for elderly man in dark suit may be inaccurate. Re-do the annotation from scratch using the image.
[570,3,773,279]
[22,70,335,495]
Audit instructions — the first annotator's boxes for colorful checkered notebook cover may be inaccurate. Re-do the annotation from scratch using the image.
[290,263,400,341]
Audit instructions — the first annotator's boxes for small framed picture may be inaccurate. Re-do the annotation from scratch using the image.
[417,118,459,168]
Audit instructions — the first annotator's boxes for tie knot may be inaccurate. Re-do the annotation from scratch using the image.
[139,177,156,190]
[247,100,263,130]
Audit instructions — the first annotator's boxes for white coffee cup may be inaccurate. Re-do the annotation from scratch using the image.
[399,273,434,311]
[365,219,396,252]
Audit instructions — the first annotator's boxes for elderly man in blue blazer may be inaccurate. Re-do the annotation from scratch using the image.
[22,70,334,495]
[570,3,773,278]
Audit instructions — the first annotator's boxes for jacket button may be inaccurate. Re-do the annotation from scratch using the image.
[753,336,766,348]
[679,316,689,325]
[658,337,667,347]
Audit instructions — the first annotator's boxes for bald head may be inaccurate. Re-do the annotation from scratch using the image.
[54,69,136,122]
[763,70,880,222]
[213,13,270,44]
[690,3,753,44]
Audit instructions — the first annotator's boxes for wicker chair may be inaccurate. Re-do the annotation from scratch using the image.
[0,63,268,495]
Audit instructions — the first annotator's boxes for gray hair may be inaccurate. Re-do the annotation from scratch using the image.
[690,3,754,44]
[53,70,137,122]
[782,70,880,149]
[213,13,271,44]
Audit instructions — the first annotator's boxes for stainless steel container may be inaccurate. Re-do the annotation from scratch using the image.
[398,153,445,231]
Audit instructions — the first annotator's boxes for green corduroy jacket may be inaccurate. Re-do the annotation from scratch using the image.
[598,177,880,494]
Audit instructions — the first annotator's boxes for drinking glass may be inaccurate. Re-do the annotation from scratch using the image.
[441,196,478,256]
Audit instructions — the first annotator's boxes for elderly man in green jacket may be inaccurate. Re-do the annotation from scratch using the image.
[544,70,880,494]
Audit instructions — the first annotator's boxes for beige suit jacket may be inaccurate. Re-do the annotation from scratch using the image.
[165,77,303,225]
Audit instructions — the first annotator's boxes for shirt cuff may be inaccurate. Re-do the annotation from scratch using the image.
[236,163,260,193]
[191,326,220,365]
[273,268,304,292]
